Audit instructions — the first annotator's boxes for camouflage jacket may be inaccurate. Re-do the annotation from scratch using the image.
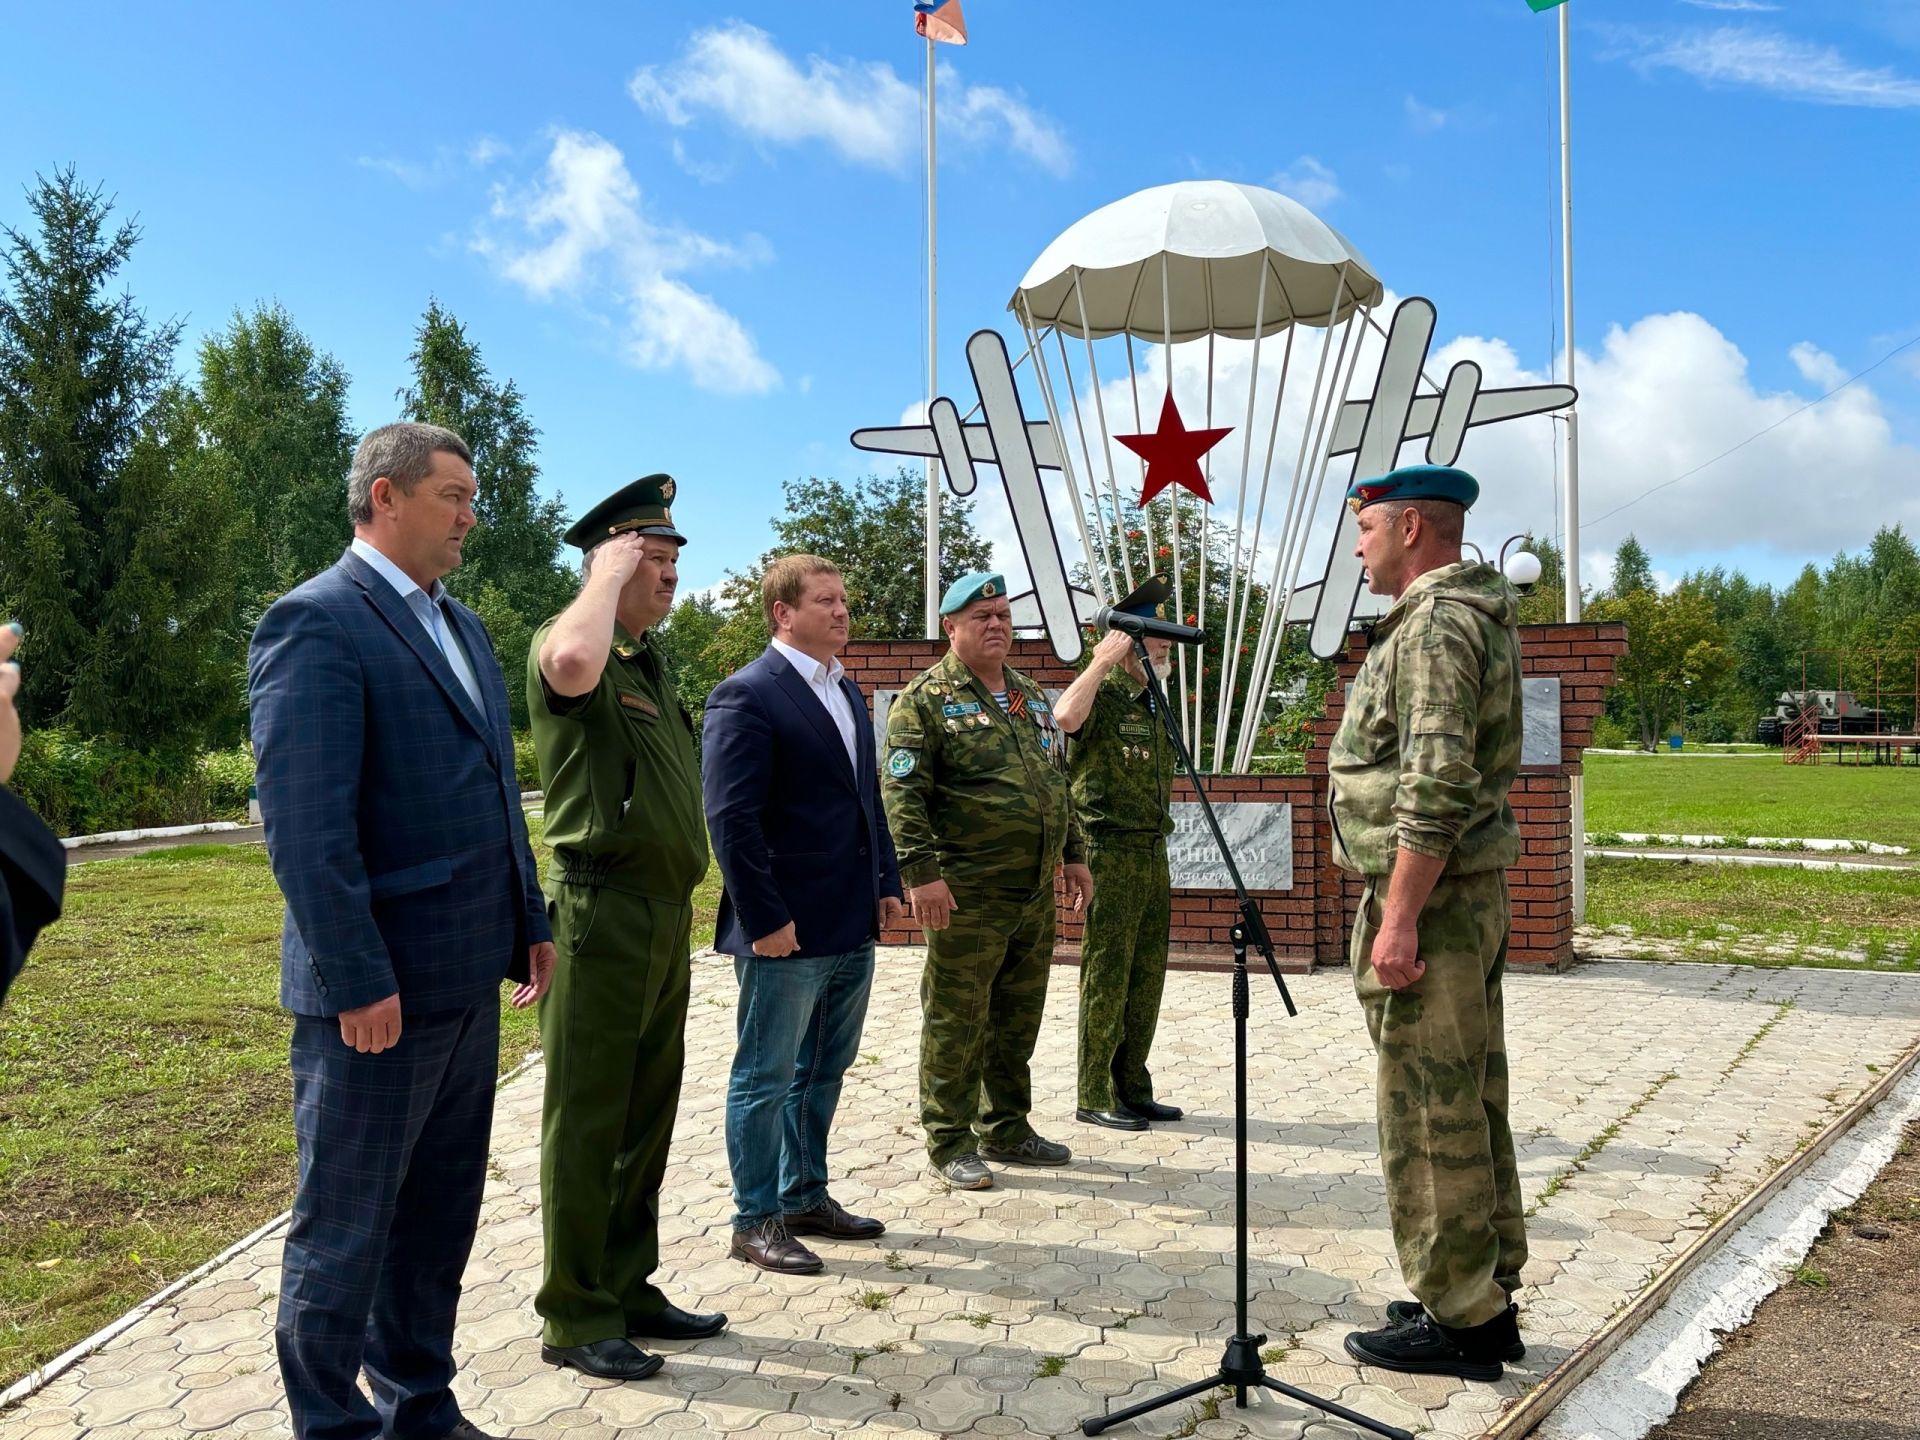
[1328,561,1523,876]
[1068,668,1175,841]
[882,650,1083,895]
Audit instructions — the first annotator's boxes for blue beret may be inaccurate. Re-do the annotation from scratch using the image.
[1347,464,1479,514]
[1114,573,1171,619]
[939,571,1007,615]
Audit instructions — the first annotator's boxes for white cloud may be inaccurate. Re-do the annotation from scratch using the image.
[629,21,1071,175]
[475,130,779,395]
[1404,95,1449,132]
[1268,156,1342,211]
[1608,24,1920,107]
[468,136,508,167]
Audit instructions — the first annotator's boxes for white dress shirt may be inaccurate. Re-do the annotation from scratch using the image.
[350,537,485,712]
[771,637,857,769]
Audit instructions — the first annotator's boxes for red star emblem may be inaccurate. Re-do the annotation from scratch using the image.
[1116,391,1232,507]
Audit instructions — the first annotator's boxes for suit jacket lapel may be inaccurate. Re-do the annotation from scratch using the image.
[340,553,494,750]
[767,647,857,791]
[443,601,505,752]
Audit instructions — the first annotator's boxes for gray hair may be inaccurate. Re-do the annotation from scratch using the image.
[347,422,473,525]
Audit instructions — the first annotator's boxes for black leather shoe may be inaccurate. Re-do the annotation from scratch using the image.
[1076,1106,1148,1131]
[1122,1097,1184,1122]
[1345,1303,1521,1381]
[439,1422,504,1440]
[784,1195,886,1239]
[541,1336,664,1381]
[627,1302,728,1341]
[1384,1301,1524,1360]
[730,1218,826,1274]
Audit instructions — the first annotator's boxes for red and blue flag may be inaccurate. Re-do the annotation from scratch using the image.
[914,0,968,45]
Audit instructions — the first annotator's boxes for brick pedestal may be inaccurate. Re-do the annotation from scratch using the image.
[839,622,1623,973]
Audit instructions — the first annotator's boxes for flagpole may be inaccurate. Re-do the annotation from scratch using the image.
[1559,0,1586,924]
[923,33,941,639]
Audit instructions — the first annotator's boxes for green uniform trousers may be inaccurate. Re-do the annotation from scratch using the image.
[536,884,691,1347]
[1350,868,1527,1329]
[919,884,1055,1166]
[1076,834,1171,1111]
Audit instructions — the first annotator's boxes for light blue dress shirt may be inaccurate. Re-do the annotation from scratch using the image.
[350,538,485,712]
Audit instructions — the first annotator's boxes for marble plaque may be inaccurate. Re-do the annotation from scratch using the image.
[1344,678,1563,768]
[1170,802,1293,891]
[1521,677,1562,767]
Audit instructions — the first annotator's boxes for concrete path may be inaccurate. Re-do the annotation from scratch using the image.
[5,956,1918,1440]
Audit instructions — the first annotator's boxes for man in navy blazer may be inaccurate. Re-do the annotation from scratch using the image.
[249,422,554,1440]
[701,555,904,1275]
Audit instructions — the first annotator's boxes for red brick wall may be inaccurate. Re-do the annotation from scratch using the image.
[842,623,1624,972]
[1311,623,1626,970]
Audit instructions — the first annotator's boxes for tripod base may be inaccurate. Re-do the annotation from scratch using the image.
[1080,1332,1413,1439]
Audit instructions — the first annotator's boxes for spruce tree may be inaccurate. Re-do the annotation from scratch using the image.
[0,169,182,726]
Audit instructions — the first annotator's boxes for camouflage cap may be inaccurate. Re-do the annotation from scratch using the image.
[563,473,688,551]
[1347,463,1479,515]
[939,571,1007,615]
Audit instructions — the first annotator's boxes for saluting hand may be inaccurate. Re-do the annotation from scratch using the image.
[339,992,402,1053]
[513,941,557,1009]
[908,879,958,931]
[591,532,649,588]
[753,921,799,957]
[1062,863,1094,914]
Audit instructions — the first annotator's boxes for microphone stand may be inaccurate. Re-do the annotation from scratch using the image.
[1079,635,1411,1440]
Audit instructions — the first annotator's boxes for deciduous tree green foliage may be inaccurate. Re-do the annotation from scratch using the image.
[197,303,355,593]
[703,469,996,682]
[0,169,245,746]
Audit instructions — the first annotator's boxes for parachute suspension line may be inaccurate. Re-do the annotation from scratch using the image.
[1075,272,1128,595]
[1195,329,1216,757]
[1210,258,1271,772]
[1050,326,1123,601]
[1237,293,1373,771]
[1234,288,1363,771]
[1124,330,1164,646]
[1160,251,1194,746]
[1072,270,1138,596]
[1016,299,1110,605]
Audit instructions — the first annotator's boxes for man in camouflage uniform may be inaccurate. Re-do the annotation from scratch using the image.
[881,571,1093,1190]
[527,475,726,1383]
[1055,576,1182,1132]
[1328,464,1528,1383]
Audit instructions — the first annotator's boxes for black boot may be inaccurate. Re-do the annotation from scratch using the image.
[1344,1303,1520,1382]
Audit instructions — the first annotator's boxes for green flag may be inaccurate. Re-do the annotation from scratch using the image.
[1527,0,1568,10]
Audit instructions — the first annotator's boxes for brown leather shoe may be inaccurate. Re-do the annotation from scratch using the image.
[729,1218,825,1274]
[783,1195,886,1240]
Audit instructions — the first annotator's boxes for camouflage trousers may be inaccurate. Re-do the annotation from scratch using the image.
[1350,868,1527,1329]
[919,883,1056,1165]
[1077,834,1171,1111]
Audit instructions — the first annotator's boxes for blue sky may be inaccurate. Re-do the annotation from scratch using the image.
[5,0,1917,600]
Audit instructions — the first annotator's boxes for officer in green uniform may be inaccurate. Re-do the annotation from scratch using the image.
[881,572,1093,1191]
[1327,464,1528,1383]
[528,475,725,1383]
[1055,575,1184,1132]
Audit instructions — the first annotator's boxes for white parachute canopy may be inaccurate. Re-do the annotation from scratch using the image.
[1007,180,1384,774]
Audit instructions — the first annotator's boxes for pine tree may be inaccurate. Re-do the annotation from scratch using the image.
[1608,534,1655,598]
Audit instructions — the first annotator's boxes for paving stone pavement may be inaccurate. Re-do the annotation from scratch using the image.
[6,955,1920,1440]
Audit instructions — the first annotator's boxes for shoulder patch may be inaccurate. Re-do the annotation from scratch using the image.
[886,748,917,778]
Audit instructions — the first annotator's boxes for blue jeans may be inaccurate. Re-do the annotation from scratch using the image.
[725,945,875,1230]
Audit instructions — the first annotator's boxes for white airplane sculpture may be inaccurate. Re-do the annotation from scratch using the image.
[851,297,1575,665]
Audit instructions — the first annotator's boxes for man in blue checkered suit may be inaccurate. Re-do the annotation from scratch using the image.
[249,422,556,1440]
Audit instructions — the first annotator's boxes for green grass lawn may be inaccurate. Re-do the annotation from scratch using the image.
[1585,858,1920,967]
[1583,752,1920,850]
[0,821,723,1385]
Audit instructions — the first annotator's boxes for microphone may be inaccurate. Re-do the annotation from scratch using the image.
[1093,606,1206,646]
